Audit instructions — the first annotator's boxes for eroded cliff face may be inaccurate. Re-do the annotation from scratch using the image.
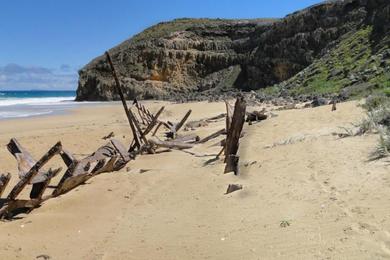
[76,0,390,101]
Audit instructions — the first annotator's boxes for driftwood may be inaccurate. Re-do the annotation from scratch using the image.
[184,113,225,130]
[224,97,246,175]
[102,132,115,140]
[7,138,63,199]
[140,106,165,139]
[175,134,200,143]
[0,142,62,219]
[53,139,131,197]
[166,110,192,138]
[149,138,194,150]
[7,142,62,200]
[106,51,147,151]
[197,129,226,144]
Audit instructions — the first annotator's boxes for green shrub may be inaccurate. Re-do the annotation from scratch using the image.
[370,129,390,160]
[363,93,390,111]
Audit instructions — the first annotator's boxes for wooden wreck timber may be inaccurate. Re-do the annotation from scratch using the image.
[0,137,133,219]
[0,52,264,219]
[105,51,143,151]
[165,110,192,139]
[53,139,131,197]
[0,142,63,219]
[224,97,247,175]
[7,138,63,199]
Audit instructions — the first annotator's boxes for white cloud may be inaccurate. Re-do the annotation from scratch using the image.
[0,63,77,90]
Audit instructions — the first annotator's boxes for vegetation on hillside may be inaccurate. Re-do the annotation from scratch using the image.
[261,26,390,100]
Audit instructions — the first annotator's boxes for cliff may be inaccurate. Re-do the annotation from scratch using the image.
[76,0,390,101]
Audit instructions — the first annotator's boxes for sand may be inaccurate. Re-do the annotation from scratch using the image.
[0,100,389,259]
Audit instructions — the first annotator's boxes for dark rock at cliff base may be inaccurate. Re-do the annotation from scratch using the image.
[76,0,390,101]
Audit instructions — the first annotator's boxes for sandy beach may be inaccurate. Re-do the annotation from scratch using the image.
[0,100,389,259]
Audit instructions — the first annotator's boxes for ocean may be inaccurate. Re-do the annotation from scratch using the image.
[0,90,85,119]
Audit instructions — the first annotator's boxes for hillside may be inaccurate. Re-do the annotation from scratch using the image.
[76,0,390,101]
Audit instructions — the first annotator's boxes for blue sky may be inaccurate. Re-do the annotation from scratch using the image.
[0,0,322,90]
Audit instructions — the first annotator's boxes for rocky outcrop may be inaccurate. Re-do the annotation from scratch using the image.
[76,0,390,101]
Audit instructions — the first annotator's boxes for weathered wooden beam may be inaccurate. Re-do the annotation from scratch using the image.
[197,129,226,144]
[0,173,11,197]
[206,113,226,122]
[7,138,62,185]
[141,105,154,122]
[148,138,194,150]
[224,154,240,175]
[224,97,246,175]
[224,100,233,132]
[141,106,165,138]
[175,110,192,133]
[7,142,62,200]
[102,131,115,140]
[175,134,200,143]
[7,138,37,179]
[105,51,142,150]
[216,147,225,158]
[60,149,77,167]
[53,140,131,197]
[30,167,62,199]
[111,139,132,163]
[134,104,147,125]
[0,199,41,219]
[152,122,163,136]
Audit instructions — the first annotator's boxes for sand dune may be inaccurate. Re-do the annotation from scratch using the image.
[0,100,389,259]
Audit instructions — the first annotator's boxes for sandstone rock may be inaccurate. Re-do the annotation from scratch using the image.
[76,0,390,101]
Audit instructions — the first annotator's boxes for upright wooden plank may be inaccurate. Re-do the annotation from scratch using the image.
[7,142,62,200]
[224,97,246,174]
[7,138,37,179]
[60,149,77,167]
[175,110,192,133]
[224,100,233,132]
[105,51,142,149]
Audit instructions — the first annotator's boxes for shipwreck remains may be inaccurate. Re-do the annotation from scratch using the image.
[0,51,258,220]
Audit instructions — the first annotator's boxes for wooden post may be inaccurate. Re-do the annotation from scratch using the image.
[105,51,142,150]
[175,110,192,133]
[225,100,233,132]
[224,97,246,175]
